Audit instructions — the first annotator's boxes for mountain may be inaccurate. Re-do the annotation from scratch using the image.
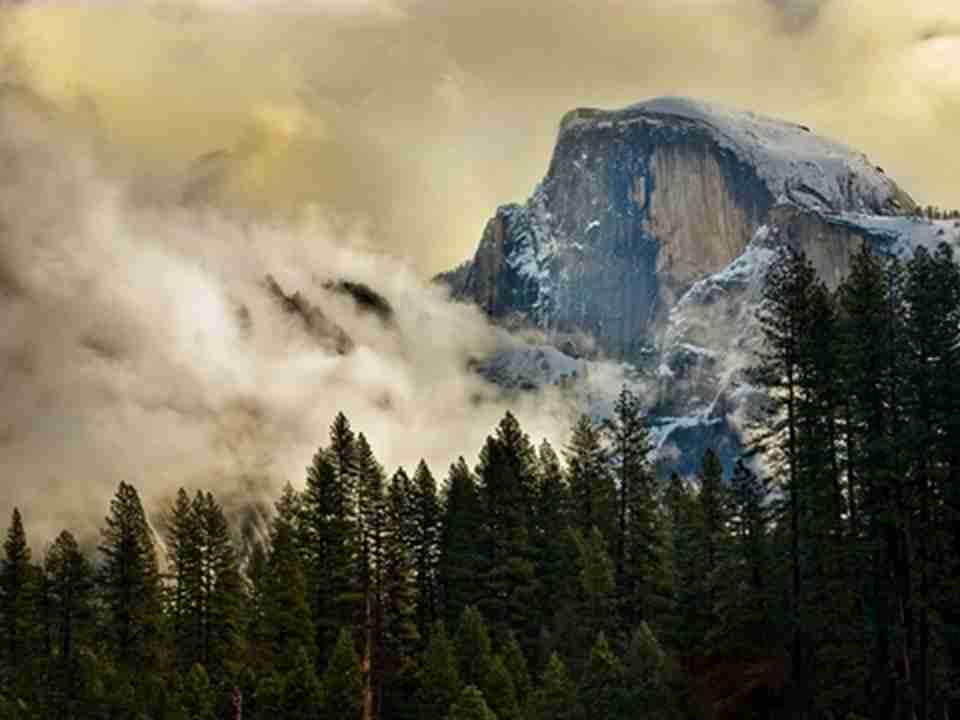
[442,97,960,475]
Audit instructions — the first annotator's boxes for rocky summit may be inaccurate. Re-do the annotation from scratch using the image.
[442,97,960,476]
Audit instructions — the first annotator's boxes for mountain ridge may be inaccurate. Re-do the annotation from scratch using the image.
[441,97,958,475]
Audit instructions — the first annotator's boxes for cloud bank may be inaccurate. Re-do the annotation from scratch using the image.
[0,0,957,539]
[2,0,957,274]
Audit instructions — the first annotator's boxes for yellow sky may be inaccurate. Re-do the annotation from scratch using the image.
[3,0,958,273]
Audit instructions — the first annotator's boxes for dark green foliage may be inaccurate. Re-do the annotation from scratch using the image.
[0,508,36,698]
[411,460,442,640]
[447,685,498,720]
[321,627,362,720]
[283,647,324,720]
[98,481,163,673]
[302,436,357,664]
[481,655,521,720]
[456,605,494,688]
[566,415,615,545]
[475,412,538,644]
[417,621,461,720]
[605,385,663,627]
[530,653,576,720]
[501,630,532,706]
[262,484,315,673]
[12,266,960,720]
[163,489,245,679]
[576,632,624,720]
[43,530,95,719]
[440,458,484,629]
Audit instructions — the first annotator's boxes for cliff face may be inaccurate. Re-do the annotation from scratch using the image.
[446,97,955,475]
[454,97,915,365]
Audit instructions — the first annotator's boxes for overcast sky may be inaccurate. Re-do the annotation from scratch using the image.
[0,0,957,540]
[3,0,958,274]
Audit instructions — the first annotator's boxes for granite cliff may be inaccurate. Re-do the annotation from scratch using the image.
[443,97,960,475]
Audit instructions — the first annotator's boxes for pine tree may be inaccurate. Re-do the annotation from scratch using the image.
[566,415,615,544]
[530,653,576,720]
[622,623,679,719]
[321,627,362,720]
[43,530,95,720]
[282,647,324,720]
[481,655,521,720]
[698,448,728,632]
[177,664,217,720]
[456,606,494,688]
[531,440,575,635]
[245,541,270,672]
[711,459,771,655]
[447,685,498,720]
[475,413,538,645]
[417,621,461,720]
[163,488,201,673]
[411,460,441,641]
[605,385,661,626]
[0,508,35,697]
[662,472,704,653]
[356,432,388,720]
[382,467,419,717]
[753,246,821,715]
[194,490,244,679]
[576,632,624,720]
[97,482,162,674]
[302,434,357,664]
[440,459,484,629]
[500,630,532,708]
[262,486,314,673]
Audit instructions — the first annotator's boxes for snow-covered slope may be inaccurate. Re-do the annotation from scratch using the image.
[587,97,913,215]
[444,97,945,476]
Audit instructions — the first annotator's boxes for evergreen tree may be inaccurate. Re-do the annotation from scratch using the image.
[576,528,616,647]
[500,630,532,708]
[43,530,95,720]
[245,541,270,672]
[531,440,572,620]
[0,508,35,699]
[302,443,356,664]
[356,432,388,720]
[447,685,498,720]
[262,485,315,673]
[530,653,576,720]
[411,460,441,640]
[711,459,771,655]
[439,458,484,629]
[194,490,245,679]
[605,385,662,626]
[566,415,615,544]
[382,467,420,717]
[481,655,521,720]
[282,647,324,720]
[417,621,461,720]
[321,627,362,720]
[97,481,162,674]
[475,413,538,645]
[163,488,201,673]
[576,632,624,720]
[456,605,494,688]
[698,448,728,631]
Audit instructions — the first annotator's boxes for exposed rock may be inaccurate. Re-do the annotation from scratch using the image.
[443,97,935,476]
[324,279,394,324]
[447,97,915,367]
[264,275,354,355]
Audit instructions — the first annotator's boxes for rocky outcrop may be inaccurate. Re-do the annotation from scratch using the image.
[445,97,942,475]
[450,98,915,368]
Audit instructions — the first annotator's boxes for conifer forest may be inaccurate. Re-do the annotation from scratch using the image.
[4,242,960,719]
